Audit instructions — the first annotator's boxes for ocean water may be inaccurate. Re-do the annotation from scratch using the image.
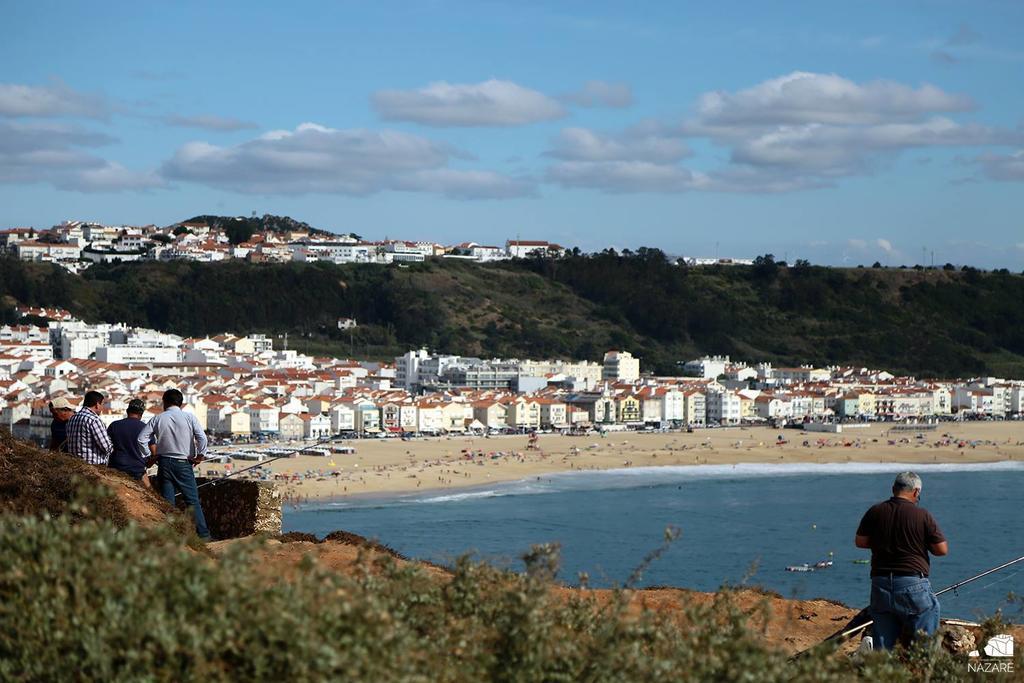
[284,462,1024,620]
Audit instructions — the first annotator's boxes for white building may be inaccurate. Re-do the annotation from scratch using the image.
[395,349,462,391]
[95,345,179,364]
[506,240,565,259]
[706,389,742,426]
[602,350,640,383]
[681,355,730,379]
[248,406,280,434]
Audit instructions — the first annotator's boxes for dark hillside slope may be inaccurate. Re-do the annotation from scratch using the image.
[2,255,1023,377]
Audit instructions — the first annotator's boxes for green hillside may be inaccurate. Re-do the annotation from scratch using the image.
[2,252,1023,378]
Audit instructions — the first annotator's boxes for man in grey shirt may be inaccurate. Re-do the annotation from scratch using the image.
[137,388,210,539]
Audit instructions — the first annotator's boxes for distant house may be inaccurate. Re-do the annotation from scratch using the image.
[505,240,566,259]
[279,412,304,440]
[302,413,332,439]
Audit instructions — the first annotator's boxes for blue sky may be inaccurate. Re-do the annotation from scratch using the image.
[2,0,1022,267]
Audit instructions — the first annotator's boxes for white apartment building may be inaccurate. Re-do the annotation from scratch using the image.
[683,391,707,426]
[661,389,685,422]
[329,404,356,433]
[248,406,280,434]
[395,350,462,391]
[518,359,603,388]
[95,345,179,364]
[16,241,81,262]
[774,366,831,384]
[603,350,640,382]
[681,355,730,379]
[706,389,742,426]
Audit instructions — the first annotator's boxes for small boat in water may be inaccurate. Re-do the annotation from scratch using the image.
[787,555,834,572]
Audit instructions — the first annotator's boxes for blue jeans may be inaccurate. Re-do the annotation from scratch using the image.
[158,457,211,539]
[870,575,940,650]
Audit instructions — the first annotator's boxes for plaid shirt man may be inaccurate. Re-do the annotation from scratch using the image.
[67,407,113,465]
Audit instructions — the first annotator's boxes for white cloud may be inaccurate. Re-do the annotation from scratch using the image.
[164,114,258,132]
[372,79,565,127]
[561,80,633,108]
[58,162,164,192]
[876,238,894,253]
[0,121,161,192]
[0,80,110,119]
[730,117,1010,172]
[975,150,1024,181]
[394,169,535,199]
[161,122,533,199]
[695,71,973,127]
[547,126,690,163]
[546,71,1016,194]
[547,160,703,193]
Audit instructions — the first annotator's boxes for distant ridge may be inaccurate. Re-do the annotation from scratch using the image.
[3,254,1024,378]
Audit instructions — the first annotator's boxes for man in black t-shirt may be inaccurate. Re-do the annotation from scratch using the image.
[855,471,948,650]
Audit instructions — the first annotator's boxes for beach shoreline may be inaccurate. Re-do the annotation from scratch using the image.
[198,422,1024,502]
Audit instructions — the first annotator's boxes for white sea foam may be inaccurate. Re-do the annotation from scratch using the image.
[416,489,504,504]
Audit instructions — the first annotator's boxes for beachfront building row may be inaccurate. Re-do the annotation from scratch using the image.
[4,314,1024,445]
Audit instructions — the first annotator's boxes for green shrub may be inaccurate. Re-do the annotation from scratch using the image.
[0,514,982,682]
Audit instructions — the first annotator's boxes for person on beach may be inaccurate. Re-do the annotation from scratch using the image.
[136,389,211,540]
[854,472,948,650]
[66,391,113,465]
[107,398,149,481]
[48,397,75,452]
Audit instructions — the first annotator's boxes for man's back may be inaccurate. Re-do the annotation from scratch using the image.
[107,417,147,477]
[144,406,206,459]
[857,497,945,576]
[67,408,112,464]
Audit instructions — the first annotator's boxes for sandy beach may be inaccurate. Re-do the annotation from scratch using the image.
[197,422,1024,502]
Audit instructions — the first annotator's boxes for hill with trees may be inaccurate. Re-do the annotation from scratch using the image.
[2,251,1023,378]
[178,214,340,245]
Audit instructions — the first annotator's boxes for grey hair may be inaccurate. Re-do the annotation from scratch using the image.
[893,471,922,493]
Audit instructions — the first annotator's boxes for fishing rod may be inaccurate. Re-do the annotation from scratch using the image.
[195,432,349,490]
[794,553,1024,658]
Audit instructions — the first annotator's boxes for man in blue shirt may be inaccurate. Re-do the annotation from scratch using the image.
[137,389,211,540]
[107,399,149,480]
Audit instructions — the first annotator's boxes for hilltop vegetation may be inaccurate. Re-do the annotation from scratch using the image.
[2,251,1024,377]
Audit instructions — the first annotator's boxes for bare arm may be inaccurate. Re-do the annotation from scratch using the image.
[930,541,949,556]
[855,534,871,549]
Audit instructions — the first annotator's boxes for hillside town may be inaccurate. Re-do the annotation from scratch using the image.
[1,217,571,272]
[3,309,1023,450]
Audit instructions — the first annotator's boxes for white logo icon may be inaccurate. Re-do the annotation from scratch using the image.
[968,634,1013,658]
